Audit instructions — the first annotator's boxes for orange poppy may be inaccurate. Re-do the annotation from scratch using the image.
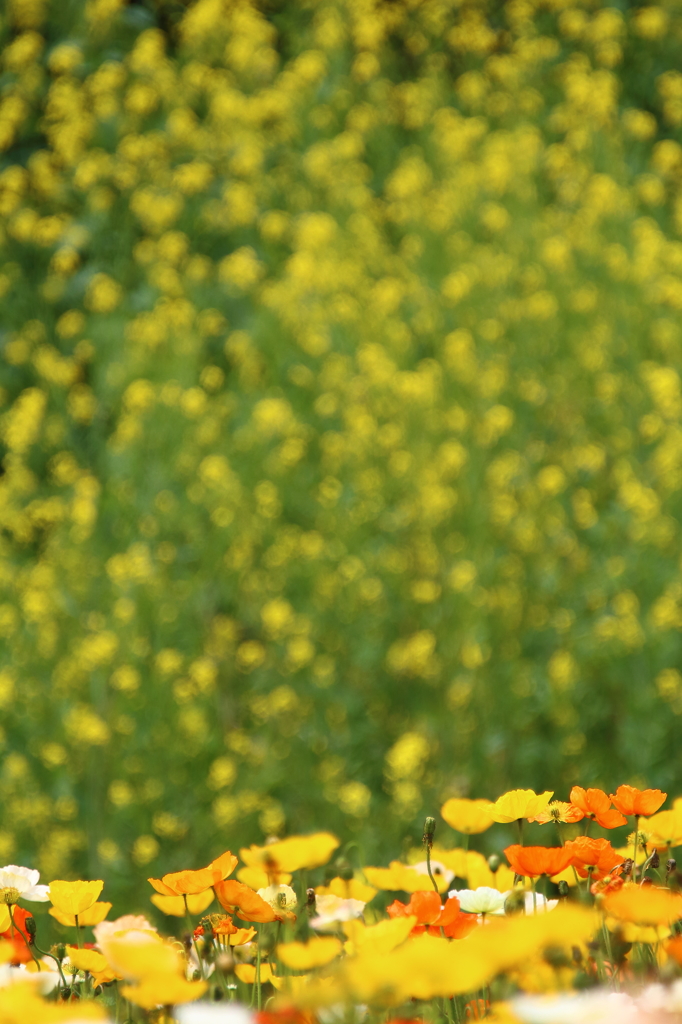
[387,892,477,938]
[568,787,627,829]
[0,907,33,964]
[214,879,289,923]
[609,786,667,818]
[387,890,443,926]
[534,801,583,825]
[590,867,624,896]
[504,845,573,878]
[148,850,238,897]
[565,837,624,880]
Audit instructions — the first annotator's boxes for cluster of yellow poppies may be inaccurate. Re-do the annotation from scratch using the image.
[2,787,682,1022]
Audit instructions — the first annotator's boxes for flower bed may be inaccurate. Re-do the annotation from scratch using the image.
[2,786,682,1022]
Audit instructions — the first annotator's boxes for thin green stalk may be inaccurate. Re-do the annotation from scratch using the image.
[74,913,82,949]
[183,894,206,980]
[633,815,640,880]
[516,818,524,846]
[425,840,440,895]
[256,924,262,1011]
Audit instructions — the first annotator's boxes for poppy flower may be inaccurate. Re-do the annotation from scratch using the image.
[440,798,495,835]
[239,833,339,876]
[604,883,682,925]
[568,788,627,829]
[590,867,624,896]
[150,891,214,917]
[214,879,286,923]
[646,809,682,849]
[533,801,583,825]
[277,936,342,969]
[49,879,104,918]
[565,837,623,880]
[121,974,208,1009]
[491,790,553,824]
[0,906,34,963]
[455,887,508,915]
[147,849,237,897]
[50,900,112,928]
[0,865,50,902]
[504,845,573,878]
[387,891,477,938]
[609,786,667,818]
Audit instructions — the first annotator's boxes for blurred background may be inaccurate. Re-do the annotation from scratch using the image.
[1,0,682,920]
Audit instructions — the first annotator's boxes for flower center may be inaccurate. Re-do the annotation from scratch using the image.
[0,887,21,905]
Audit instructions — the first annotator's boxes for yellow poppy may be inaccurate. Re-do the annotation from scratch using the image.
[604,884,682,925]
[277,937,342,969]
[226,927,256,946]
[441,798,495,835]
[239,832,339,874]
[150,890,215,917]
[234,962,278,984]
[236,866,292,890]
[66,947,108,974]
[49,880,104,918]
[121,973,208,1009]
[646,809,682,848]
[99,933,181,979]
[315,877,377,902]
[490,789,553,823]
[49,901,112,927]
[363,861,449,893]
[342,916,416,956]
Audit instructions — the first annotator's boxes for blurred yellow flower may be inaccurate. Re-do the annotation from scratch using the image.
[490,790,554,823]
[277,937,342,969]
[441,797,495,834]
[150,891,214,917]
[50,901,112,927]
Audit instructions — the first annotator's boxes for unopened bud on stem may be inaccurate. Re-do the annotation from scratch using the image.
[487,854,500,874]
[423,816,436,849]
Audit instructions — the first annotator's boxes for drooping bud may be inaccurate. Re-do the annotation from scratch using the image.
[557,880,569,899]
[334,857,353,881]
[621,858,634,878]
[422,816,436,850]
[487,854,500,874]
[24,915,36,938]
[306,887,316,907]
[667,858,677,877]
[649,850,660,870]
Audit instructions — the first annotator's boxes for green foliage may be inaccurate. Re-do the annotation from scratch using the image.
[1,0,682,913]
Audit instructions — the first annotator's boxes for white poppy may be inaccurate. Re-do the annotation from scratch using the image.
[257,884,297,911]
[0,865,50,902]
[452,887,508,915]
[310,894,366,930]
[176,1002,253,1023]
[512,991,639,1023]
[0,961,60,994]
[521,892,557,914]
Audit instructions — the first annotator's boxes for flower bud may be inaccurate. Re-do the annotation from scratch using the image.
[557,880,569,899]
[422,816,436,849]
[334,857,353,881]
[24,915,36,938]
[54,943,66,961]
[487,854,500,874]
[306,887,316,907]
[504,889,526,916]
[649,850,660,870]
[667,858,677,876]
